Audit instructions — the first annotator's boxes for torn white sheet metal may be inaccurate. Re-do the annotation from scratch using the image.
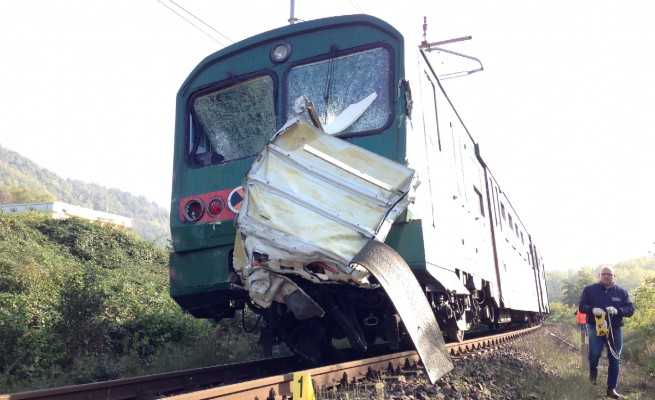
[323,92,378,135]
[236,119,414,283]
[233,232,325,319]
[351,241,453,384]
[426,264,469,295]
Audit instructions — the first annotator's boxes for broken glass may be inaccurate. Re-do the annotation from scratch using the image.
[189,75,275,165]
[287,47,391,136]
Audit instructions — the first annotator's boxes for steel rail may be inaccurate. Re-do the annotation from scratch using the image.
[166,325,541,400]
[0,357,297,400]
[1,325,540,400]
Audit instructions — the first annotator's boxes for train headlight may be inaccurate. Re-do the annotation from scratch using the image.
[270,43,292,63]
[184,199,204,223]
[207,198,225,216]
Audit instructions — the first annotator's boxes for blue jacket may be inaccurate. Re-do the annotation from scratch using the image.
[579,283,634,327]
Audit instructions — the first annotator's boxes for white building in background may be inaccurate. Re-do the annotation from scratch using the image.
[0,201,132,228]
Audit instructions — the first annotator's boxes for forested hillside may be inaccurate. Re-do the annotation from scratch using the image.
[0,145,169,244]
[0,214,259,392]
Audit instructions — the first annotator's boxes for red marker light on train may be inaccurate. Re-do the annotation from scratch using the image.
[184,200,204,223]
[207,198,224,216]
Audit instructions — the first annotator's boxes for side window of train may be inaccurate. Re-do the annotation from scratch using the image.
[473,185,484,217]
[492,185,499,226]
[450,121,457,170]
[423,72,442,151]
[500,202,506,223]
[451,121,465,199]
[188,75,276,166]
[419,71,437,153]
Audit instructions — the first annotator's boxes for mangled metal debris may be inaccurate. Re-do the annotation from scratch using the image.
[352,241,453,383]
[233,100,452,383]
[235,118,413,286]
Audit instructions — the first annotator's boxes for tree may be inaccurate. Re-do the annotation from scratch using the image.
[0,185,54,204]
[561,278,579,306]
[560,269,595,306]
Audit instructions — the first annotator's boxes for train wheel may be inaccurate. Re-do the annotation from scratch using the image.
[445,320,464,342]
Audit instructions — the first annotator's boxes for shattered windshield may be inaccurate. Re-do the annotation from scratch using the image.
[189,75,275,166]
[287,47,391,136]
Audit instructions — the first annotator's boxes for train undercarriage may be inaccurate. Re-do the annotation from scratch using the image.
[240,270,540,364]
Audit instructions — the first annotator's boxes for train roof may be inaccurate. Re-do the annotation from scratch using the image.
[178,14,403,97]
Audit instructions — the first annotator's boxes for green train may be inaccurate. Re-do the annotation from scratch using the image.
[170,14,549,362]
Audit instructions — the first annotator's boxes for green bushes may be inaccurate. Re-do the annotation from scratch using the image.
[546,302,577,326]
[0,213,260,392]
[624,277,655,373]
[34,217,167,268]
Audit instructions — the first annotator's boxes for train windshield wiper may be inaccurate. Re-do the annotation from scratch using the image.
[322,47,336,124]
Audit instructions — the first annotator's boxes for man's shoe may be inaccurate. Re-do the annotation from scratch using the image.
[606,388,624,399]
[589,369,597,385]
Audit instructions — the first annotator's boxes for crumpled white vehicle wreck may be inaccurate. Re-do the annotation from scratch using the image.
[233,99,452,383]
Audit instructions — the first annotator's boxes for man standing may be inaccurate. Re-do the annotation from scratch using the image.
[579,266,635,399]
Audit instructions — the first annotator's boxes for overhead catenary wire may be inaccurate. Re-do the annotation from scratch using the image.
[168,0,234,43]
[156,0,233,46]
[346,0,364,13]
[157,0,226,46]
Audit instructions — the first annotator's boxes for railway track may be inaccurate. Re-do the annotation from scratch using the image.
[0,357,299,400]
[1,325,540,400]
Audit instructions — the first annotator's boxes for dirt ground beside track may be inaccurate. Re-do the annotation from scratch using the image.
[317,325,655,400]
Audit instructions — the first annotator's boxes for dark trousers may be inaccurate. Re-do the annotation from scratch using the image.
[587,323,623,390]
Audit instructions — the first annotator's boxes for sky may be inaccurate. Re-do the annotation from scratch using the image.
[1,1,654,270]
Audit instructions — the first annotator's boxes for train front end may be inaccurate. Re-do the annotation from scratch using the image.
[170,14,406,317]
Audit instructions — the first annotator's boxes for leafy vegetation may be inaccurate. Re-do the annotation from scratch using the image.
[0,145,169,244]
[0,213,260,393]
[544,302,577,325]
[624,277,655,373]
[546,257,655,374]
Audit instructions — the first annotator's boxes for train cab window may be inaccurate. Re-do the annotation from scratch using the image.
[188,75,276,166]
[473,186,484,217]
[492,186,499,226]
[287,47,391,136]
